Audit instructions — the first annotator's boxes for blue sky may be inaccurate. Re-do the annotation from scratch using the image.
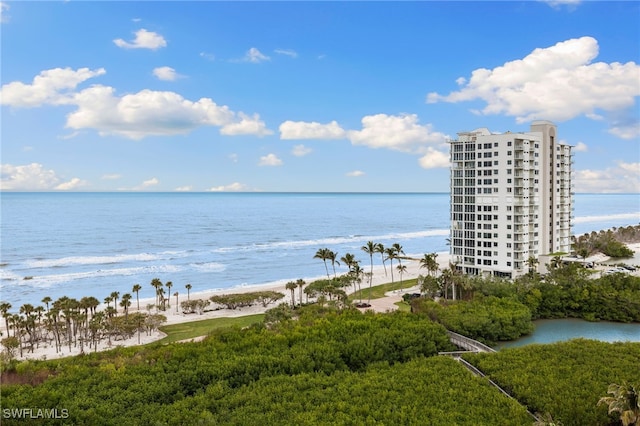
[1,1,639,192]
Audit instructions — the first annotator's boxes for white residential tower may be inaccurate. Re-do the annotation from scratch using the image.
[449,120,573,278]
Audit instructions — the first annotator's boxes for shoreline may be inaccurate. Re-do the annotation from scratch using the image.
[4,242,640,361]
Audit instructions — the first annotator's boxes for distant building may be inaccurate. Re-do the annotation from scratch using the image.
[449,120,573,278]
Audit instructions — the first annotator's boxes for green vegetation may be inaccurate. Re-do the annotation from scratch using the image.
[412,296,534,345]
[463,340,640,426]
[573,226,637,258]
[157,314,265,343]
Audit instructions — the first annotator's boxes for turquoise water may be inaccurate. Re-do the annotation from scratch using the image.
[496,318,640,349]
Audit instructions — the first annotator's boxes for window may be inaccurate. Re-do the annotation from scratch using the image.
[507,141,512,146]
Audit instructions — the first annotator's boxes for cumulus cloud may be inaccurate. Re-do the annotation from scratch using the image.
[348,114,448,153]
[113,28,167,50]
[275,49,297,58]
[291,144,312,157]
[174,185,193,192]
[574,162,640,193]
[280,114,448,169]
[2,67,273,139]
[0,163,85,191]
[346,170,365,177]
[258,153,283,166]
[0,67,106,107]
[573,142,588,152]
[220,113,273,137]
[242,47,270,63]
[427,37,640,135]
[280,120,347,140]
[208,182,249,192]
[153,66,183,81]
[418,148,450,169]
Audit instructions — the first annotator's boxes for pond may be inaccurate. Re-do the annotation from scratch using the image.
[495,318,640,349]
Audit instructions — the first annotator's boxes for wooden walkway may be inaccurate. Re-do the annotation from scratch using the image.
[440,330,539,422]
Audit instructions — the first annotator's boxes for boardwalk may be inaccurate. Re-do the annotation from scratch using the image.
[440,330,539,422]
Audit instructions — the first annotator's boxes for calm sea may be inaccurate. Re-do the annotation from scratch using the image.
[1,192,639,307]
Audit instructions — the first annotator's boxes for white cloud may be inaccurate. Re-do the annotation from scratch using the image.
[418,148,450,169]
[55,177,87,191]
[348,114,448,154]
[0,66,268,139]
[574,162,640,193]
[113,28,167,50]
[427,37,640,135]
[0,163,84,191]
[243,47,270,63]
[141,177,159,187]
[280,120,347,140]
[229,153,238,163]
[541,0,582,9]
[280,114,448,157]
[291,144,312,157]
[346,170,365,177]
[174,185,192,192]
[1,2,10,23]
[64,86,236,139]
[573,142,588,152]
[275,49,297,58]
[152,66,183,81]
[220,113,273,137]
[258,153,283,166]
[0,67,106,107]
[208,182,249,192]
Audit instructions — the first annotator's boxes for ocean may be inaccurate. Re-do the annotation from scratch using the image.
[1,192,639,308]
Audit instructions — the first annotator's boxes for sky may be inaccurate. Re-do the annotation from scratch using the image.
[1,1,639,193]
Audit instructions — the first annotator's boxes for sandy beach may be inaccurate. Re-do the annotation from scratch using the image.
[5,243,640,361]
[3,252,452,361]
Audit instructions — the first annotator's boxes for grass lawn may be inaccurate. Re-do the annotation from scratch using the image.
[348,278,418,302]
[157,314,265,344]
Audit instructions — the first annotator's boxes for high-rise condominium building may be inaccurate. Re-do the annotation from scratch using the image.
[449,120,573,278]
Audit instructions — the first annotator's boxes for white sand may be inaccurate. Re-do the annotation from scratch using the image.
[5,252,452,361]
[7,242,640,361]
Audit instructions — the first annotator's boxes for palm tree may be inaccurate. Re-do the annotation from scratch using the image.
[350,264,365,303]
[314,248,332,278]
[385,247,397,283]
[361,241,376,305]
[165,282,173,308]
[526,256,539,277]
[375,243,387,276]
[151,278,163,306]
[110,291,120,314]
[41,296,52,314]
[340,252,357,273]
[120,293,132,319]
[285,281,297,308]
[598,382,639,426]
[327,250,340,278]
[185,283,192,301]
[0,302,12,338]
[296,279,306,306]
[397,264,408,291]
[419,253,439,277]
[132,284,142,311]
[174,292,179,313]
